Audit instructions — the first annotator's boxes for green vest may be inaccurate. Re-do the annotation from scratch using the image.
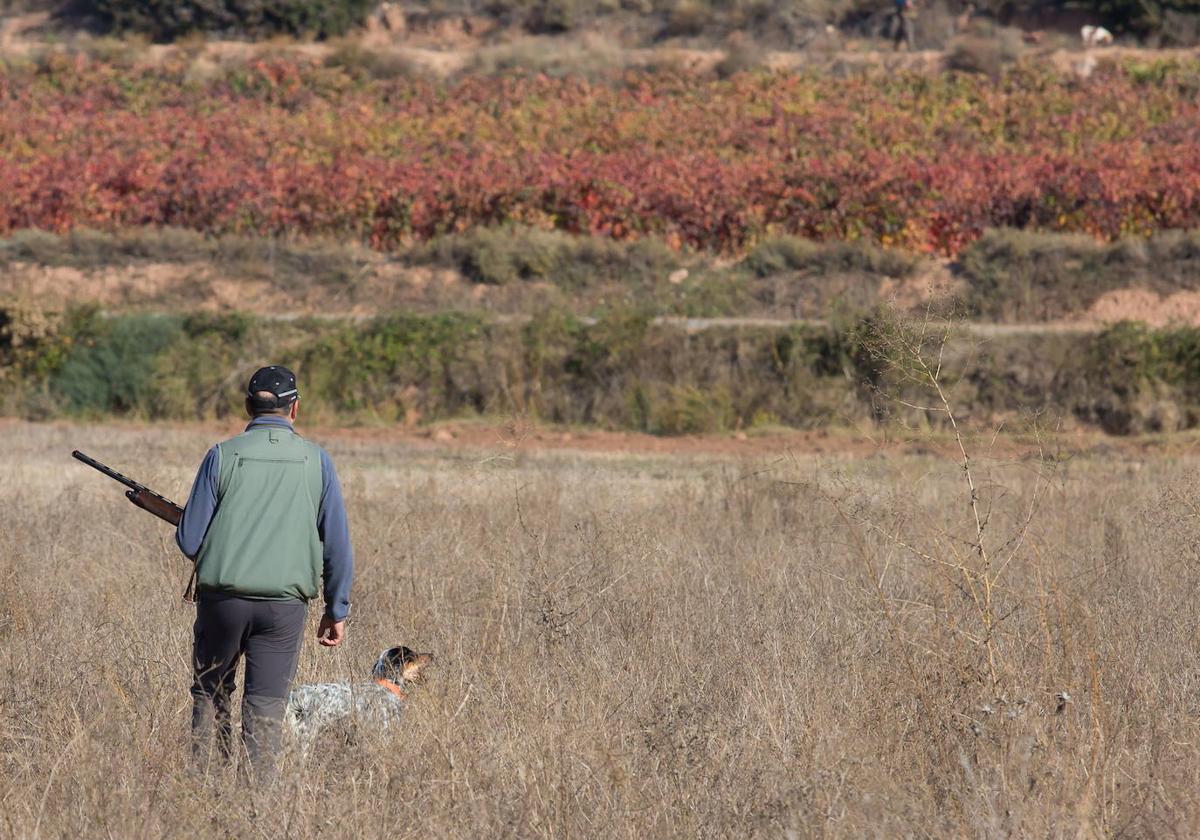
[195,424,324,601]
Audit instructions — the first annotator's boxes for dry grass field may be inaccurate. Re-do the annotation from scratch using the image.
[3,419,1200,837]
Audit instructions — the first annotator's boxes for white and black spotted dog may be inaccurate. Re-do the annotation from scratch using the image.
[286,646,434,746]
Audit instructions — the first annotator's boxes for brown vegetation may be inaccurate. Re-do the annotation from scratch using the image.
[8,227,1200,327]
[3,412,1200,835]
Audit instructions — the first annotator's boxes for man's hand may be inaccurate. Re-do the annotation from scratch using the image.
[317,615,345,647]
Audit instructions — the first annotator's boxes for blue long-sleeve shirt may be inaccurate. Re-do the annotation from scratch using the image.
[176,416,354,621]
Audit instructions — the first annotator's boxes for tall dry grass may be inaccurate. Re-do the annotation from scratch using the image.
[2,419,1200,837]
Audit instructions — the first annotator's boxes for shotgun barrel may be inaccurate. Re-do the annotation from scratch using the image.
[72,449,147,493]
[72,450,184,523]
[72,450,189,600]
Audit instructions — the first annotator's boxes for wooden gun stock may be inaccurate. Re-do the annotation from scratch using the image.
[126,488,183,526]
[73,450,185,526]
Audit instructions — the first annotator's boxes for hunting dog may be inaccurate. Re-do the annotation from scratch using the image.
[285,646,434,746]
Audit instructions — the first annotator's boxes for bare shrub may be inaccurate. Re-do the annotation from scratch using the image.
[464,33,630,78]
[946,24,1024,76]
[323,41,422,80]
[713,37,766,79]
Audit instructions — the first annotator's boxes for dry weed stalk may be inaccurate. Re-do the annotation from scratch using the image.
[848,305,1055,689]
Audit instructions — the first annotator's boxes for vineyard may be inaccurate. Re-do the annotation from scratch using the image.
[3,54,1200,254]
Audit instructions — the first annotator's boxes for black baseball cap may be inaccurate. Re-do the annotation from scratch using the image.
[247,365,299,411]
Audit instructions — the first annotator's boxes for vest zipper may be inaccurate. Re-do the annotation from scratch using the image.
[237,456,308,465]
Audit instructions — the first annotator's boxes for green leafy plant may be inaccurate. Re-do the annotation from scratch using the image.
[79,0,374,41]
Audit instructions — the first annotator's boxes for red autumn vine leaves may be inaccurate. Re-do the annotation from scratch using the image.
[3,56,1199,255]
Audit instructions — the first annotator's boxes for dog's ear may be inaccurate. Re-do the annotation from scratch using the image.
[401,652,434,682]
[383,646,414,666]
[374,646,408,680]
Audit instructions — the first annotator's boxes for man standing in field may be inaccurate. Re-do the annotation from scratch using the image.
[176,365,353,778]
[892,0,915,49]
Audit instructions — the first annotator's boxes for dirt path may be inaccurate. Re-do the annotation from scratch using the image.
[7,415,1199,463]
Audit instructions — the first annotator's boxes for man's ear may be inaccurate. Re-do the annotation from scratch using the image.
[289,399,299,421]
[245,397,255,419]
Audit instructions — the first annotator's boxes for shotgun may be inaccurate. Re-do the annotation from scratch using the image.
[72,450,197,601]
[71,450,184,526]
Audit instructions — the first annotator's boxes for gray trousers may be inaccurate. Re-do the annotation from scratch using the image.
[191,593,306,778]
[892,8,914,49]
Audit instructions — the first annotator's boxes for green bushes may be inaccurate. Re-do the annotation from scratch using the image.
[960,229,1200,321]
[653,385,734,434]
[0,228,212,269]
[394,0,826,43]
[312,310,856,432]
[50,312,182,413]
[9,306,1200,434]
[0,228,371,288]
[410,226,680,288]
[1071,321,1200,433]
[1090,0,1200,40]
[297,313,489,421]
[960,229,1110,322]
[148,314,269,418]
[0,306,860,427]
[743,236,920,279]
[22,310,279,418]
[78,0,373,41]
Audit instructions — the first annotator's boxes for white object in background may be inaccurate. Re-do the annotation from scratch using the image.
[1081,25,1114,47]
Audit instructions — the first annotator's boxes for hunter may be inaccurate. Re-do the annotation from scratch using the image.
[176,365,354,777]
[892,0,916,50]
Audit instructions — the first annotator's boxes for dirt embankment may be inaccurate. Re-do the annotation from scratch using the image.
[0,260,463,318]
[5,414,1195,463]
[3,7,1197,79]
[7,257,1200,329]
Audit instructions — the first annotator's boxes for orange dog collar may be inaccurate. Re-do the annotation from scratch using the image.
[374,677,408,700]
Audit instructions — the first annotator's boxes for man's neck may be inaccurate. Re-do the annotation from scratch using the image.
[247,414,294,429]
